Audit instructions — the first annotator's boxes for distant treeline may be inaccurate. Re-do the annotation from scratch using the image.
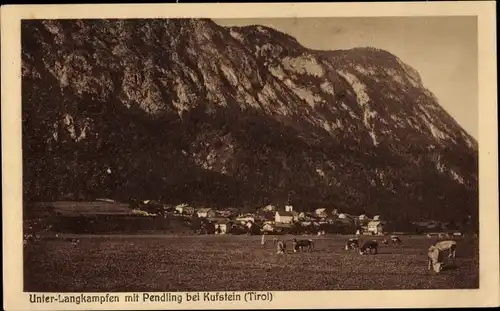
[50,215,186,234]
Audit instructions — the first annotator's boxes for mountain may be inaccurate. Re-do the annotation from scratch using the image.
[21,18,478,221]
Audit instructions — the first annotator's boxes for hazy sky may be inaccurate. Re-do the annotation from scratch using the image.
[215,17,478,139]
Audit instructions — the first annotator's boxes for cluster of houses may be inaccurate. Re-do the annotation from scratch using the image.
[156,202,391,235]
[26,199,473,236]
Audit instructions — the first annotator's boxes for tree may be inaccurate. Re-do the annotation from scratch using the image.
[308,223,319,235]
[291,222,303,235]
[203,221,215,235]
[447,220,459,231]
[191,214,202,233]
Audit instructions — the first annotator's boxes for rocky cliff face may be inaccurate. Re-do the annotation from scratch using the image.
[21,19,478,221]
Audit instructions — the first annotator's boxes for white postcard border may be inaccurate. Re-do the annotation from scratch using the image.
[2,2,498,310]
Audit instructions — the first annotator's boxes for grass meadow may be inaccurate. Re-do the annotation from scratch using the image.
[24,234,479,292]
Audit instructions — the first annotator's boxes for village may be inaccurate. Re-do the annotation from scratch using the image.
[24,198,474,238]
[174,203,389,235]
[166,203,469,237]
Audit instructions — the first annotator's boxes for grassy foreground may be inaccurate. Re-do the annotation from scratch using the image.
[24,234,479,292]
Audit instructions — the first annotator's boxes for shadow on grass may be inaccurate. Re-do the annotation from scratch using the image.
[441,263,459,271]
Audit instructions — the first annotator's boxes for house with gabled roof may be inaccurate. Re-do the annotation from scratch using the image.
[367,220,385,235]
[175,204,195,215]
[275,210,293,223]
[208,217,233,234]
[235,214,256,224]
[338,213,352,219]
[196,208,216,218]
[276,209,300,223]
[314,208,328,218]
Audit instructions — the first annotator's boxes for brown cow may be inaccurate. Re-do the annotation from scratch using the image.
[292,238,314,252]
[359,240,379,255]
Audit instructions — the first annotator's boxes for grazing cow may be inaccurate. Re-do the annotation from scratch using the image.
[359,240,379,255]
[427,245,444,273]
[433,240,457,260]
[345,238,359,250]
[276,240,286,254]
[391,235,403,245]
[292,238,314,252]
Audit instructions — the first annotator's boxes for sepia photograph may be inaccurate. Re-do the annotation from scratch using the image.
[2,2,499,310]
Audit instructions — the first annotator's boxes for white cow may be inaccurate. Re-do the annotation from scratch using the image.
[433,240,457,260]
[427,245,444,273]
[345,238,359,250]
[276,240,286,254]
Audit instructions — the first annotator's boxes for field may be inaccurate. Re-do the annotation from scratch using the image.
[31,201,133,216]
[24,234,479,292]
